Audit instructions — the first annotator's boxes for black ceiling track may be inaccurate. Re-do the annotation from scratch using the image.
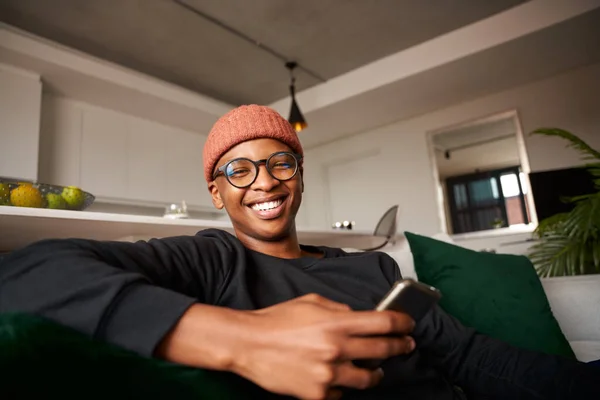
[172,0,326,83]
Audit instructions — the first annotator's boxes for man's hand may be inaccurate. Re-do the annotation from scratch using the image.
[157,294,415,400]
[233,294,416,400]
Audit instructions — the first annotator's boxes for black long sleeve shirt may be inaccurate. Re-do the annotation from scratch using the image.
[0,229,597,399]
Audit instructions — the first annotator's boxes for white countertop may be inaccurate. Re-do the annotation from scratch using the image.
[0,206,384,252]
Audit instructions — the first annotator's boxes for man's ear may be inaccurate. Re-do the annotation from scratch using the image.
[208,181,224,209]
[300,168,304,193]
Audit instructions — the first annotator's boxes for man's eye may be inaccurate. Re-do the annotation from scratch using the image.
[228,168,250,177]
[272,162,292,169]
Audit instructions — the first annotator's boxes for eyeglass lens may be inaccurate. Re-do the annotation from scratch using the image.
[225,152,298,187]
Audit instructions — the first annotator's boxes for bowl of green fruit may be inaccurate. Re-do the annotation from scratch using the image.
[0,177,95,211]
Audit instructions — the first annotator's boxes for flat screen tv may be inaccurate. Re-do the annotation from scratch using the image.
[528,166,597,221]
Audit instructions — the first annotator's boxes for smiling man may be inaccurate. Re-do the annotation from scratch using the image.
[203,110,305,252]
[0,105,598,400]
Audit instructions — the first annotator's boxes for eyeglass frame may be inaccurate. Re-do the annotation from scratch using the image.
[212,151,303,188]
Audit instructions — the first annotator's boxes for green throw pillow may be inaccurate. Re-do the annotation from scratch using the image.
[404,231,575,359]
[0,312,275,399]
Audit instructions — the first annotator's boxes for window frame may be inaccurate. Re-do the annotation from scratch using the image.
[446,165,529,234]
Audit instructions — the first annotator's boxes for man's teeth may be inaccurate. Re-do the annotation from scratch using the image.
[251,199,283,211]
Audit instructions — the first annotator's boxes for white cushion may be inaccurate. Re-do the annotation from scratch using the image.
[341,243,419,280]
[385,250,418,281]
[431,232,455,244]
[541,275,600,361]
[541,275,600,343]
[383,232,455,281]
[569,341,600,363]
[342,233,457,281]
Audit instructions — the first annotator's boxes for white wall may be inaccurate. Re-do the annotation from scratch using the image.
[0,64,42,181]
[302,62,600,236]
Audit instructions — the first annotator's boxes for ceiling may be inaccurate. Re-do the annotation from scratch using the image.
[296,6,600,148]
[435,135,520,179]
[433,116,520,178]
[433,117,516,150]
[1,1,598,152]
[0,0,528,105]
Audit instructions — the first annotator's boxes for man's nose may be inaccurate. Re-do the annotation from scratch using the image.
[250,164,279,191]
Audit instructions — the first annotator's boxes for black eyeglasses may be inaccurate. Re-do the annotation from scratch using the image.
[213,151,303,188]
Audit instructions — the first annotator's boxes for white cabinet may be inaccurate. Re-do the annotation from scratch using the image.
[165,128,213,209]
[126,120,212,209]
[0,66,42,182]
[39,97,214,210]
[80,108,129,198]
[127,118,167,203]
[38,96,82,187]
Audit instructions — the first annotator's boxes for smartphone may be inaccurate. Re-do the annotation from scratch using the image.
[354,279,441,370]
[375,278,442,321]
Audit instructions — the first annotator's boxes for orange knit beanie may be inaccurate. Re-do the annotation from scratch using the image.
[203,105,304,182]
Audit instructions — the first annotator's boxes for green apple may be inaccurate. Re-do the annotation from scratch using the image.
[46,193,67,209]
[0,183,11,206]
[61,186,85,209]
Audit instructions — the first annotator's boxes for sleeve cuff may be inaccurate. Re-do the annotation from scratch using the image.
[97,284,197,357]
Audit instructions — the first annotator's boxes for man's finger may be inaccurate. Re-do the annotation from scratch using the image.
[331,362,384,390]
[334,310,415,336]
[337,336,415,361]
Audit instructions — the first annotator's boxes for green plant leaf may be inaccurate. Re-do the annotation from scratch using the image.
[528,234,598,277]
[564,193,600,242]
[530,128,600,187]
[531,128,600,162]
[533,212,569,237]
[528,235,570,277]
[527,128,600,277]
[585,164,600,188]
[592,242,600,270]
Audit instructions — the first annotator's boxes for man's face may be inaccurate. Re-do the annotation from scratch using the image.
[208,138,303,242]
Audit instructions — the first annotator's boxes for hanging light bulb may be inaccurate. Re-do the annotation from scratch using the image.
[285,62,307,132]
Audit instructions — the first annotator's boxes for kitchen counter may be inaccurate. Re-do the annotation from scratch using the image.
[0,206,385,252]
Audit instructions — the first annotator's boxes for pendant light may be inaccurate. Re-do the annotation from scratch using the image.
[286,61,307,132]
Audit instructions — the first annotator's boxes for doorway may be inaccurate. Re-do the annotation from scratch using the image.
[427,111,538,235]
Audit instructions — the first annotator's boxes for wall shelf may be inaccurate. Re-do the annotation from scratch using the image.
[0,206,382,252]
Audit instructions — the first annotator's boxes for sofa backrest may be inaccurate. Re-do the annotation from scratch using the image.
[380,240,600,363]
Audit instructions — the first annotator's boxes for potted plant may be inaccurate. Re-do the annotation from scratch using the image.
[527,128,600,277]
[491,218,504,229]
